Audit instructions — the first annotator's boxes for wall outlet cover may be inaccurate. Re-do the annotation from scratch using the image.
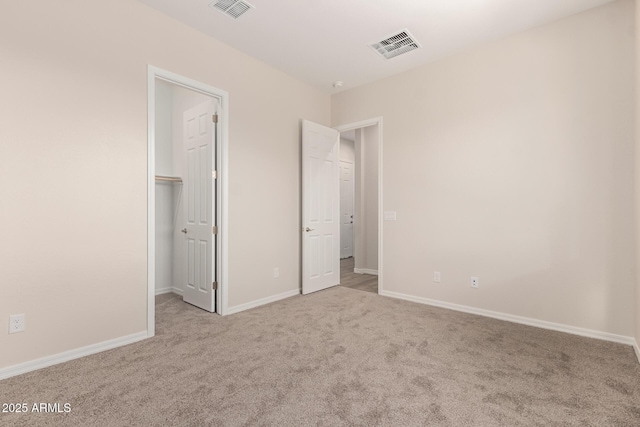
[9,314,25,334]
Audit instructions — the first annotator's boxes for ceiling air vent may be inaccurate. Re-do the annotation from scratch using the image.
[209,0,254,19]
[370,29,421,60]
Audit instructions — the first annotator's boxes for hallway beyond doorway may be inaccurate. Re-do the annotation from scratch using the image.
[340,258,377,294]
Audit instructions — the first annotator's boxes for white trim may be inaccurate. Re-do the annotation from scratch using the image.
[225,289,301,315]
[334,117,384,296]
[0,332,147,381]
[335,117,382,132]
[147,68,156,337]
[634,339,640,365]
[147,65,230,330]
[354,268,378,276]
[155,287,184,296]
[380,290,636,346]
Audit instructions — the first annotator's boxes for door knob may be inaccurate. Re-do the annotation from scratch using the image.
[181,228,187,234]
[304,227,315,232]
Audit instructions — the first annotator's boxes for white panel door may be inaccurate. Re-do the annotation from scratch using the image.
[302,120,340,295]
[183,99,217,312]
[340,160,354,259]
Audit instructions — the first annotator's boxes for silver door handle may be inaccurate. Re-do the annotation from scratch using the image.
[181,228,187,234]
[304,227,315,232]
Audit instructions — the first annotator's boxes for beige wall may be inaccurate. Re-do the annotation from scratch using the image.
[333,0,636,336]
[0,0,329,369]
[636,0,640,350]
[353,126,379,272]
[155,81,174,176]
[340,138,355,162]
[154,81,175,293]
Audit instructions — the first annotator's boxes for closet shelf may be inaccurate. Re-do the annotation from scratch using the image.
[155,175,183,183]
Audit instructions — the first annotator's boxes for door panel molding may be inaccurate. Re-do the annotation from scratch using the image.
[302,120,340,295]
[182,100,216,312]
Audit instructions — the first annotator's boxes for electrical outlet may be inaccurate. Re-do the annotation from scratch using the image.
[433,271,441,283]
[274,268,279,278]
[471,277,479,289]
[9,314,25,334]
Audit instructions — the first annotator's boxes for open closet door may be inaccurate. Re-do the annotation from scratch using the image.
[302,120,340,295]
[182,99,218,312]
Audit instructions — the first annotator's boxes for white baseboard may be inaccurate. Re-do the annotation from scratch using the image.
[354,268,378,276]
[380,290,636,347]
[225,289,300,315]
[0,331,148,381]
[155,286,183,296]
[634,340,640,365]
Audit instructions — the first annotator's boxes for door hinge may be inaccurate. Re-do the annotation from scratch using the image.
[212,281,218,290]
[212,170,217,179]
[212,114,218,123]
[212,226,218,234]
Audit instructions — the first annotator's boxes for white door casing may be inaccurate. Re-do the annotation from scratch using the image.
[302,120,340,294]
[182,100,217,312]
[340,160,354,259]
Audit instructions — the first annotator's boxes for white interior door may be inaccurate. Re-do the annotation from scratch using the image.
[182,100,217,312]
[302,120,340,295]
[340,160,354,259]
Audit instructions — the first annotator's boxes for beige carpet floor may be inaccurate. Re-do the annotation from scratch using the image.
[1,287,639,426]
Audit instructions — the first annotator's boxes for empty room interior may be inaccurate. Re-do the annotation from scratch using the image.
[2,0,640,425]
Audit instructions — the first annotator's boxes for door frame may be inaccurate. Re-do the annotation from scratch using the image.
[147,65,230,338]
[334,118,383,294]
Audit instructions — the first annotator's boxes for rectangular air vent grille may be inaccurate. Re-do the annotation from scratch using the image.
[210,0,254,19]
[370,30,420,60]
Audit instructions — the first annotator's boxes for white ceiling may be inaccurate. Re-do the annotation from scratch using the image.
[139,0,615,93]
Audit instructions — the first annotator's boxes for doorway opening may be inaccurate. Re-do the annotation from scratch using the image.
[147,66,230,337]
[337,121,381,294]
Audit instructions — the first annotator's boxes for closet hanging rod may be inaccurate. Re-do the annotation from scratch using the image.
[155,175,183,183]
